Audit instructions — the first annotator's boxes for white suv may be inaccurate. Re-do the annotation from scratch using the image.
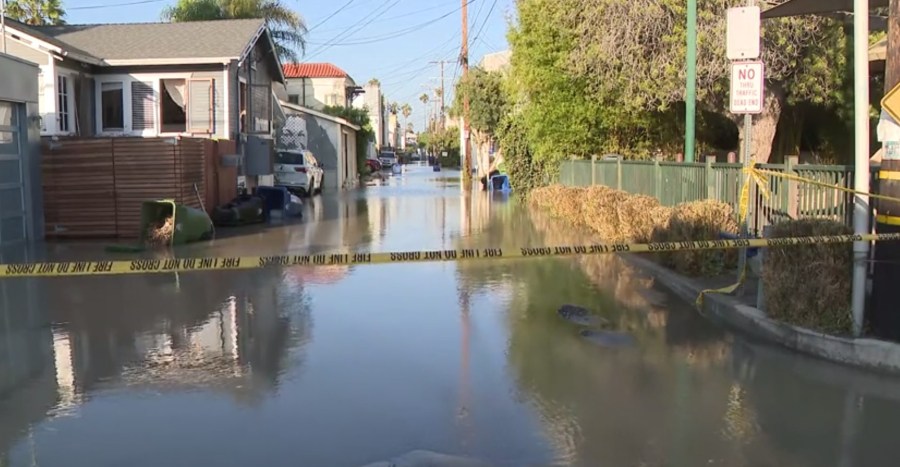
[274,150,324,197]
[378,151,397,168]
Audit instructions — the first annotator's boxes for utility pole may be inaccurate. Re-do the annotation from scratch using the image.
[461,0,472,188]
[684,0,697,163]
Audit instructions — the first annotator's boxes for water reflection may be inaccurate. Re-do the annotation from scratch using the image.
[0,265,310,465]
[452,193,900,466]
[3,168,900,465]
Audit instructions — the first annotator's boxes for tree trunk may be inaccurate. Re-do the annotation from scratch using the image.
[736,86,784,164]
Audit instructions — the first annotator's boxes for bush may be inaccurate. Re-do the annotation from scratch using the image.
[762,219,852,335]
[653,200,740,277]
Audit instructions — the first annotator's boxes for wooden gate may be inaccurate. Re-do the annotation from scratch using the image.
[42,137,211,238]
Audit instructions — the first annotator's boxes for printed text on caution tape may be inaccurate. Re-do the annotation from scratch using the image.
[1,233,897,279]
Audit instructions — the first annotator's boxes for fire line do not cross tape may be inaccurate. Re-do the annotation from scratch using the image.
[0,233,897,279]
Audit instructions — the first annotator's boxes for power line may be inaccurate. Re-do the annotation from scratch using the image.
[304,0,399,60]
[307,0,357,33]
[368,35,459,79]
[311,2,461,35]
[305,0,478,48]
[69,0,164,10]
[470,0,500,47]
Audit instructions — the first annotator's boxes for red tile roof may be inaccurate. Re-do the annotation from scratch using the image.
[283,63,349,79]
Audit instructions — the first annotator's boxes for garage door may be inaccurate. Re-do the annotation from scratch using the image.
[0,101,26,245]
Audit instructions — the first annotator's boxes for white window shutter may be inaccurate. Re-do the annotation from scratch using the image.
[131,81,155,131]
[188,78,213,133]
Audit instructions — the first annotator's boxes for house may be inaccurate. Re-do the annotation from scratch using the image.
[479,50,511,72]
[0,52,43,246]
[352,80,387,151]
[388,112,400,149]
[0,17,283,148]
[275,101,359,191]
[281,62,362,110]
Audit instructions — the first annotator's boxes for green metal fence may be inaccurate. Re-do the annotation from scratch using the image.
[559,157,877,235]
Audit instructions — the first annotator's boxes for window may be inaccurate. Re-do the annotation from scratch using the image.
[276,151,305,165]
[160,79,186,133]
[188,78,213,133]
[132,81,155,131]
[288,94,300,105]
[57,75,70,133]
[101,82,124,131]
[250,83,271,134]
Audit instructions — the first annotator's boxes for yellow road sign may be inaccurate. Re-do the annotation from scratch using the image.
[882,80,900,124]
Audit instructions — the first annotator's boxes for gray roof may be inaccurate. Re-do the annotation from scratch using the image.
[34,19,266,63]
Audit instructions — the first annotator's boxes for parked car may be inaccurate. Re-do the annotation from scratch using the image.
[378,151,397,168]
[274,149,324,197]
[366,158,382,172]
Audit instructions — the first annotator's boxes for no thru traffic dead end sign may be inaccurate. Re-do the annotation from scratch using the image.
[730,61,765,115]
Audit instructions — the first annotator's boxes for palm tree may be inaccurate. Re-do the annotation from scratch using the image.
[401,103,412,132]
[419,93,430,131]
[389,102,399,115]
[162,0,307,62]
[5,0,66,25]
[368,78,381,86]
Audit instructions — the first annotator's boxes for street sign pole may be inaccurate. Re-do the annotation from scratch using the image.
[727,4,761,286]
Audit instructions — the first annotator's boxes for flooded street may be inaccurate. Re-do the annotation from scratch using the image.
[3,166,900,466]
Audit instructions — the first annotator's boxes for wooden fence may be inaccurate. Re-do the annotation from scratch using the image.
[559,156,879,235]
[42,137,235,239]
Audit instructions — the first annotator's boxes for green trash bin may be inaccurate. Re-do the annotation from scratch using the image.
[140,200,214,246]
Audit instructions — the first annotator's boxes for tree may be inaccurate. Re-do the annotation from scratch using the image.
[368,78,381,86]
[563,0,848,163]
[508,0,610,167]
[162,0,307,62]
[454,67,511,177]
[454,67,508,144]
[401,103,412,132]
[389,102,399,115]
[5,0,66,25]
[419,93,430,132]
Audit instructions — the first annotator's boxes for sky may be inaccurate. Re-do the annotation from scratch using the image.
[62,0,515,132]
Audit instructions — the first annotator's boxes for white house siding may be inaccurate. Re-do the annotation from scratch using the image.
[353,82,384,150]
[2,38,48,65]
[92,69,228,138]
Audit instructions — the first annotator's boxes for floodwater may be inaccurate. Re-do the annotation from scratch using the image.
[2,166,900,466]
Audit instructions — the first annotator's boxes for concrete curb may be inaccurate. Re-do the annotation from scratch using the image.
[622,254,900,375]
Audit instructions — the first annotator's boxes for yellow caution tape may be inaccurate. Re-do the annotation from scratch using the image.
[702,163,900,308]
[1,233,899,279]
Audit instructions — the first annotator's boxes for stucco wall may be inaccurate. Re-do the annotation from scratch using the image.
[285,77,352,110]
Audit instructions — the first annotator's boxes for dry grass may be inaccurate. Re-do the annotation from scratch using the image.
[762,219,852,335]
[146,216,174,247]
[581,186,630,241]
[529,185,586,225]
[653,200,740,277]
[530,185,739,277]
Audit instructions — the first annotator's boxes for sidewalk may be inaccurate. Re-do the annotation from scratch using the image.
[623,254,900,375]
